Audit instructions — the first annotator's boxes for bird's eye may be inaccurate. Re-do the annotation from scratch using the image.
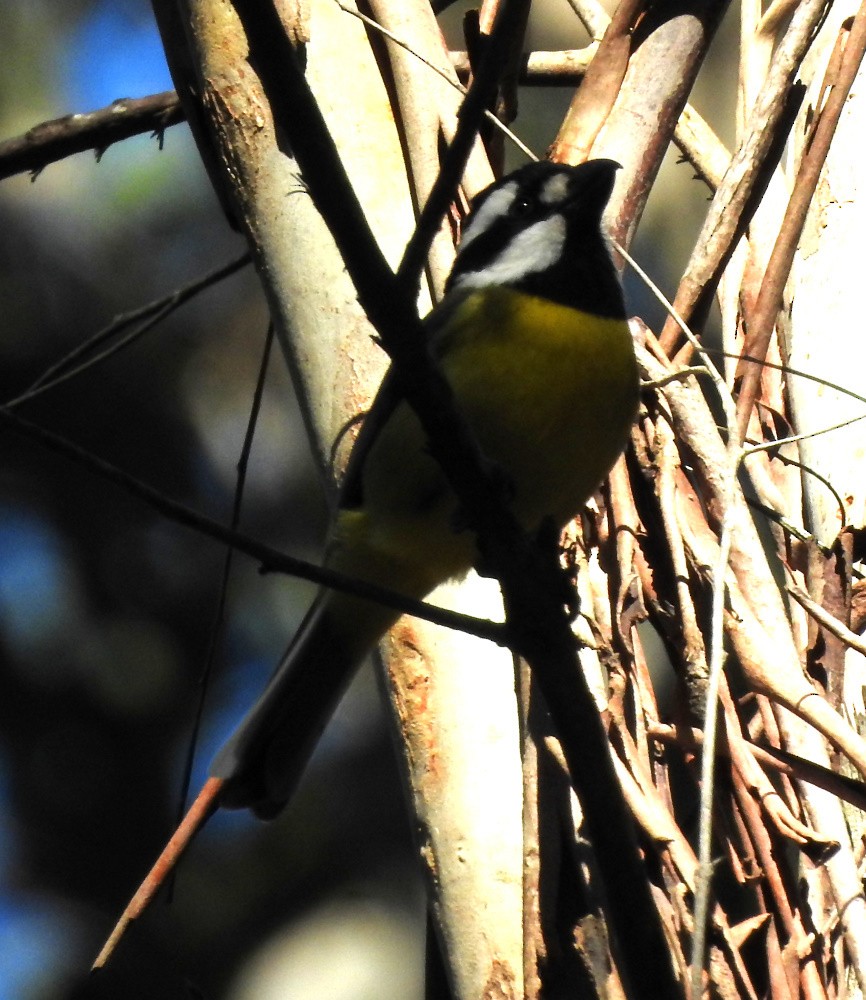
[509,193,534,216]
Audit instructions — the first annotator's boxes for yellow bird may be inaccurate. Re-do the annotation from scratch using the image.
[211,158,639,818]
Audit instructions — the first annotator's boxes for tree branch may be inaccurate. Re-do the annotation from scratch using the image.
[0,403,505,646]
[0,92,182,180]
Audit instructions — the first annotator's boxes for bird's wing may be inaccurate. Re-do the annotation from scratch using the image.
[336,289,469,511]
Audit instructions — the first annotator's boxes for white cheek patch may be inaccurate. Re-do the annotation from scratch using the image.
[458,182,519,252]
[451,214,567,291]
[540,172,569,205]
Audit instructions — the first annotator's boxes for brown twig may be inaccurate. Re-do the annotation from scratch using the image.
[650,722,866,816]
[0,91,183,180]
[91,777,224,970]
[787,583,866,660]
[0,404,506,645]
[590,0,730,250]
[720,681,836,858]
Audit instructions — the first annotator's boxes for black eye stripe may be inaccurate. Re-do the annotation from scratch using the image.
[452,215,516,279]
[451,179,563,286]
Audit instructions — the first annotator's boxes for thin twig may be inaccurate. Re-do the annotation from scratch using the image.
[743,410,866,456]
[175,323,276,839]
[336,2,535,162]
[0,92,183,180]
[0,403,506,646]
[6,254,250,408]
[92,777,224,970]
[617,240,727,400]
[708,348,866,408]
[788,583,866,660]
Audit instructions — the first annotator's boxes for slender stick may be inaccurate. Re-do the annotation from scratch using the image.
[0,92,183,180]
[0,403,505,645]
[91,777,225,971]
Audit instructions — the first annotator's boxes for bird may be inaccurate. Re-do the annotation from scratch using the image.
[90,158,640,972]
[209,157,639,819]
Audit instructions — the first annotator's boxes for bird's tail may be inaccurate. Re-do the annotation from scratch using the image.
[209,587,399,818]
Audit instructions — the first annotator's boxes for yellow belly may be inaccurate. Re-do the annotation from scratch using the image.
[328,287,638,600]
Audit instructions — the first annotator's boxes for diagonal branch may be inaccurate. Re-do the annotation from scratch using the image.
[0,403,505,645]
[0,92,183,180]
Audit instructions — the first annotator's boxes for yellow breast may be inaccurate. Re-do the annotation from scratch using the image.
[330,287,638,599]
[439,288,638,526]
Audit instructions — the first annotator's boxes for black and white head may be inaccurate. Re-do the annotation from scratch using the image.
[446,159,625,319]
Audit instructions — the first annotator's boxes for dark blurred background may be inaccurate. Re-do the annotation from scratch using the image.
[0,2,734,997]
